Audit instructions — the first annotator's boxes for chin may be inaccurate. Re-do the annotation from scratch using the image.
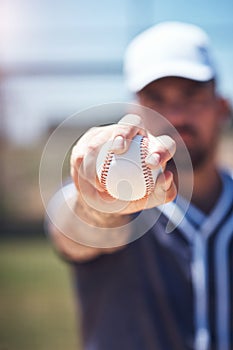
[171,145,208,172]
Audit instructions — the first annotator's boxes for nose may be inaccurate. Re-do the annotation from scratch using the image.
[161,102,189,125]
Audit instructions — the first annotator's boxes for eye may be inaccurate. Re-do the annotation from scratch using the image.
[146,91,164,104]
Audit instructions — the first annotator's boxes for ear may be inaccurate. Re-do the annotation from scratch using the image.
[216,96,232,124]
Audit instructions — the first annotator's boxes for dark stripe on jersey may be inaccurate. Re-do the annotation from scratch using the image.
[229,235,233,348]
[207,202,233,349]
[140,228,186,350]
[151,215,194,349]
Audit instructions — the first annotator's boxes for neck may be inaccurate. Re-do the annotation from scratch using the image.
[191,162,222,213]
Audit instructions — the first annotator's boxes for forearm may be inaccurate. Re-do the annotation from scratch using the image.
[47,184,131,262]
[76,194,131,228]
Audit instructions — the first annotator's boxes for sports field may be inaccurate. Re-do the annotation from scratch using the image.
[0,238,81,350]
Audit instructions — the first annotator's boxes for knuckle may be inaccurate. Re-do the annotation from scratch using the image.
[86,126,99,136]
[166,184,177,202]
[159,135,176,154]
[86,144,98,155]
[70,150,83,169]
[113,126,145,141]
[119,113,143,126]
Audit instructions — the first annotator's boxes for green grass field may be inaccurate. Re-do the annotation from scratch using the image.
[0,238,81,350]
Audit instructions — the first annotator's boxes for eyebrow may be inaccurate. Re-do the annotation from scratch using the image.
[189,80,215,90]
[184,78,215,93]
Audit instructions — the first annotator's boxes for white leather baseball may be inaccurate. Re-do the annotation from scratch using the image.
[96,135,161,201]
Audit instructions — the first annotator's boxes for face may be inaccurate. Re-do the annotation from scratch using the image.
[137,77,225,170]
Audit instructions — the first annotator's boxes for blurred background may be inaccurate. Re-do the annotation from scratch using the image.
[0,0,233,349]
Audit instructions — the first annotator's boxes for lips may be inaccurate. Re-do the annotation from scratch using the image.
[164,125,197,142]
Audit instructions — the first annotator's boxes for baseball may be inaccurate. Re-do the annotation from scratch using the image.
[96,135,161,201]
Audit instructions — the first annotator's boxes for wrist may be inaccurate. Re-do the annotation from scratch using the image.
[76,193,130,228]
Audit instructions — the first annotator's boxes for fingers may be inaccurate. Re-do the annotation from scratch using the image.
[110,135,126,153]
[155,170,175,193]
[70,116,177,216]
[110,114,147,154]
[71,114,148,192]
[145,153,161,168]
[120,170,176,215]
[71,151,104,193]
[141,171,176,207]
[145,134,176,169]
[70,129,105,192]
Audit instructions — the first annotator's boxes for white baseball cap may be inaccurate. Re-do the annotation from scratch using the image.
[124,21,217,93]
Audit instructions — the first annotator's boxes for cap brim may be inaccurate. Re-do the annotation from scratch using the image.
[128,61,215,92]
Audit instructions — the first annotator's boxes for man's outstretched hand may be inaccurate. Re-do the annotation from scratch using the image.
[70,114,177,215]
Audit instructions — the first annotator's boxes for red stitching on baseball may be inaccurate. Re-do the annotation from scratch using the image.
[140,136,155,197]
[100,150,114,191]
[99,136,155,200]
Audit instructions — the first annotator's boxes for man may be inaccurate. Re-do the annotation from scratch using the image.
[48,22,232,350]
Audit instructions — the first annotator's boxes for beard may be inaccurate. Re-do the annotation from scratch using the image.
[164,125,216,172]
[168,145,209,172]
[185,146,211,170]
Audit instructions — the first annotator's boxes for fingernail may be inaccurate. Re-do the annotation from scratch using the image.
[111,136,125,152]
[145,153,160,167]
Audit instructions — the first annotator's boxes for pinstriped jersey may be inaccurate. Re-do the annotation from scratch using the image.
[72,171,233,350]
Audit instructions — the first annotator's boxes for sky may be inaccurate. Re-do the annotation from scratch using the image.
[0,0,233,143]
